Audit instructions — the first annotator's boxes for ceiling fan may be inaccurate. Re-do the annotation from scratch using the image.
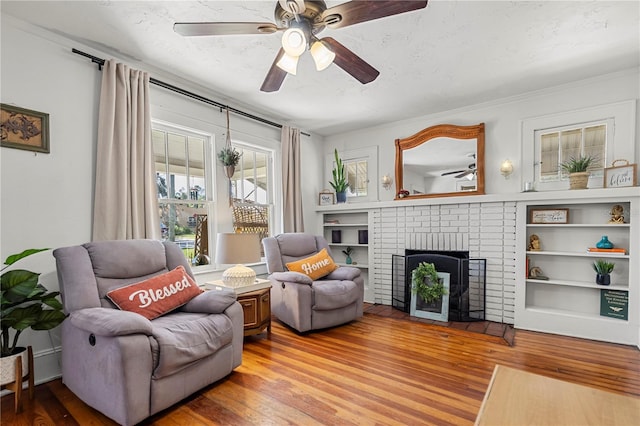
[441,153,477,179]
[174,0,429,92]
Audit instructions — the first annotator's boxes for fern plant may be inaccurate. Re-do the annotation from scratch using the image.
[411,262,447,303]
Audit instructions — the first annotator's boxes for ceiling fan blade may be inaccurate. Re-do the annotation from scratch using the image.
[321,1,428,29]
[321,37,379,84]
[441,169,466,176]
[174,22,278,36]
[455,170,473,179]
[260,49,288,92]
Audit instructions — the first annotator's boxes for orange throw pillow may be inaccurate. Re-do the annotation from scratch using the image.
[286,248,338,280]
[107,265,202,320]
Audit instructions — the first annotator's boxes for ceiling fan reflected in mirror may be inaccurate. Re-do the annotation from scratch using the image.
[174,0,429,92]
[441,153,477,179]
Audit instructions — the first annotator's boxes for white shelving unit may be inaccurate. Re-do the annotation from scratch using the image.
[320,210,373,302]
[515,198,639,345]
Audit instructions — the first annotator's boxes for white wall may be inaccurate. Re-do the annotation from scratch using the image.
[323,69,639,205]
[0,16,323,386]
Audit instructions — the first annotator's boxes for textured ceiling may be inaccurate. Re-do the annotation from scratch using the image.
[2,1,638,136]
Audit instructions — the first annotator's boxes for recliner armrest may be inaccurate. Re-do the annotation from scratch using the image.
[270,271,313,285]
[325,266,361,281]
[181,287,237,314]
[69,307,153,336]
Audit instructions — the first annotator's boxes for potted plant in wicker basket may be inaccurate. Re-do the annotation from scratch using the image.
[561,155,593,190]
[1,249,66,387]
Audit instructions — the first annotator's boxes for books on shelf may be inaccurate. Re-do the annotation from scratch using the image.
[587,247,627,255]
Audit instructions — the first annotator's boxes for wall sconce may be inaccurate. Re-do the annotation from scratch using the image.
[500,159,513,179]
[381,174,393,190]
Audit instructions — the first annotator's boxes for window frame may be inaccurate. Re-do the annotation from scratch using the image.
[522,100,636,192]
[325,147,378,202]
[152,120,216,271]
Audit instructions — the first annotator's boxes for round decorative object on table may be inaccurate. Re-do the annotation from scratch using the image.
[596,236,614,249]
[596,273,611,286]
[222,264,256,288]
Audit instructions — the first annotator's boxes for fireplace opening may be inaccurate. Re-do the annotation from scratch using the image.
[392,250,486,321]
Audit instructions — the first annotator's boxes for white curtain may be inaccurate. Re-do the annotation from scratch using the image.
[92,59,160,241]
[281,126,304,232]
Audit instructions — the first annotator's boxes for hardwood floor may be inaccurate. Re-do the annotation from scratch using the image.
[2,313,639,425]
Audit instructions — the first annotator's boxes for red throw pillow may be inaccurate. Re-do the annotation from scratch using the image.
[107,265,202,320]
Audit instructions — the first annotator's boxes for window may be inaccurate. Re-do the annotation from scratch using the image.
[522,100,636,191]
[229,144,272,204]
[538,122,608,181]
[153,122,214,267]
[325,147,378,202]
[229,143,274,241]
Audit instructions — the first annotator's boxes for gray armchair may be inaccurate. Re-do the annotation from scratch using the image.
[53,239,243,426]
[263,233,364,332]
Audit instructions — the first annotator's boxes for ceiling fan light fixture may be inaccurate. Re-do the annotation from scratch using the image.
[276,52,299,75]
[310,40,335,71]
[281,27,306,57]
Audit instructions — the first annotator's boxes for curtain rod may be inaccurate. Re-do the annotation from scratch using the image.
[72,48,310,137]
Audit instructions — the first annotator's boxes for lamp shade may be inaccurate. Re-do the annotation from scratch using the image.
[215,233,261,288]
[310,40,335,71]
[281,27,306,57]
[276,52,299,75]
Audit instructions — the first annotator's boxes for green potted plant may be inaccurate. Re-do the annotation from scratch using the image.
[329,148,349,203]
[1,249,66,386]
[411,262,447,304]
[592,259,614,286]
[342,246,353,264]
[217,146,242,178]
[560,155,593,190]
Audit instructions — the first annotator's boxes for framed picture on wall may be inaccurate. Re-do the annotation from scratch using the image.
[0,104,50,153]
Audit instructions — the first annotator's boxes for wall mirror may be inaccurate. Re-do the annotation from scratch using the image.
[395,123,485,199]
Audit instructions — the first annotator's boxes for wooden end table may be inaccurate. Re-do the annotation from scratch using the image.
[205,279,271,337]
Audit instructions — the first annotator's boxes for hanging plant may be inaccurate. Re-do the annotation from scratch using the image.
[411,262,447,304]
[217,146,241,167]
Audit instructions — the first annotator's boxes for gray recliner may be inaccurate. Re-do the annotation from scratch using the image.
[263,233,364,332]
[53,239,243,426]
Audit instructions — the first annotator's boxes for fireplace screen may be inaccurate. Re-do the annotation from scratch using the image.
[392,252,486,321]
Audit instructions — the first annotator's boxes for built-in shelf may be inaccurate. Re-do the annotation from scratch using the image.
[527,223,630,228]
[323,223,368,227]
[328,243,368,247]
[516,199,636,345]
[526,250,629,258]
[525,278,628,290]
[336,263,369,269]
[523,306,629,323]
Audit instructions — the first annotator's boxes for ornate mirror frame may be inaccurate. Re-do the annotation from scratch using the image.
[395,123,485,200]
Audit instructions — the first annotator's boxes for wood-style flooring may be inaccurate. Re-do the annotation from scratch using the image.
[2,312,639,425]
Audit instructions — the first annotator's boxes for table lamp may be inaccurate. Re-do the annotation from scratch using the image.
[215,233,261,288]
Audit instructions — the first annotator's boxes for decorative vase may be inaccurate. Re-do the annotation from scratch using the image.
[0,347,29,386]
[568,172,589,190]
[336,191,347,203]
[345,255,352,264]
[596,273,611,286]
[595,236,614,249]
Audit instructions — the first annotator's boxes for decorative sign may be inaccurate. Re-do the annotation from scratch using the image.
[604,160,637,188]
[318,190,334,206]
[529,208,569,224]
[600,289,628,320]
